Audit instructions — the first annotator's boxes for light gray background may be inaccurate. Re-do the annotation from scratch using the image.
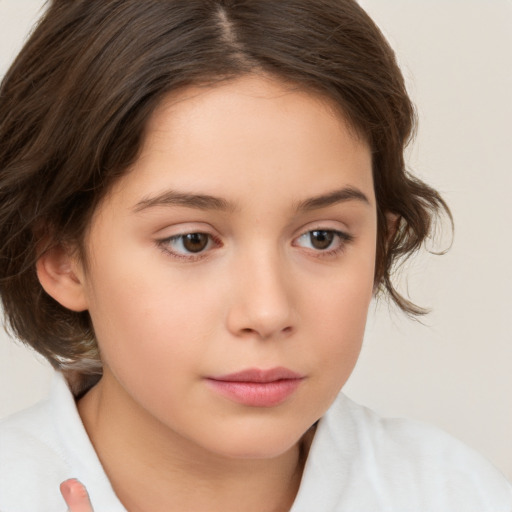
[1,0,511,480]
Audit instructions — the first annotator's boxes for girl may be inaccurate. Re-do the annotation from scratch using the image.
[0,1,510,510]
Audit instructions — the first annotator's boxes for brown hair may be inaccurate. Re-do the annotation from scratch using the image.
[0,0,449,388]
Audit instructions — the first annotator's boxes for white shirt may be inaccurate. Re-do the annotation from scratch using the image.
[1,372,511,511]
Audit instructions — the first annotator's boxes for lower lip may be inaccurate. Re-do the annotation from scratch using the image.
[206,378,303,407]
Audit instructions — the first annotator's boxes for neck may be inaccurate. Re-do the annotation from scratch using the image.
[78,374,310,512]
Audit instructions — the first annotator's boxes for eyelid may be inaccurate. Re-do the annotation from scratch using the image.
[292,227,354,257]
[154,222,354,262]
[153,221,217,237]
[156,230,223,261]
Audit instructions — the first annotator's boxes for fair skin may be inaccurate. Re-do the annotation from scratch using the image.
[60,480,94,512]
[39,75,377,511]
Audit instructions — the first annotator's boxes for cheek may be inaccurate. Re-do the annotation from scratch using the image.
[85,277,210,418]
[311,286,369,367]
[309,240,375,322]
[303,250,375,377]
[87,273,215,353]
[84,253,229,390]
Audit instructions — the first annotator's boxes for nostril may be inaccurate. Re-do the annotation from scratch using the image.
[238,325,293,338]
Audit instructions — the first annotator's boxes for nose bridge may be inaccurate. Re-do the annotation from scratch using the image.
[226,242,295,339]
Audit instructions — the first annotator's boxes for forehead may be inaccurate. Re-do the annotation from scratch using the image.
[101,74,374,214]
[146,74,367,159]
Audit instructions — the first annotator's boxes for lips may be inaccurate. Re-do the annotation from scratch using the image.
[206,367,304,407]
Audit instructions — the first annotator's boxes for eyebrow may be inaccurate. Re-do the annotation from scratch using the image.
[296,187,371,211]
[133,190,235,213]
[133,185,370,214]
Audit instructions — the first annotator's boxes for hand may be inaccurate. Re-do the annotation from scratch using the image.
[60,479,94,512]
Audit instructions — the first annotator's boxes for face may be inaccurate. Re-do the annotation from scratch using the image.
[75,75,376,459]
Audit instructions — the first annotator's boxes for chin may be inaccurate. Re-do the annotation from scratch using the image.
[200,420,310,461]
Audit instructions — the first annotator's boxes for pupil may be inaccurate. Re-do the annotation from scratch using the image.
[311,230,333,250]
[183,233,208,253]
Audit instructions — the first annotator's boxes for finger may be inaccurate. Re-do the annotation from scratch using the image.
[60,479,94,512]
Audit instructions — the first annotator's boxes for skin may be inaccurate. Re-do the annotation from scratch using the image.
[60,480,93,512]
[40,74,378,511]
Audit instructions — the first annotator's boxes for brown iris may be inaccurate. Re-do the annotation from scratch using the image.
[309,230,334,250]
[182,233,209,253]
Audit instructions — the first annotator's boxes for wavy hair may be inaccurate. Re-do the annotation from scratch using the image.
[0,0,449,392]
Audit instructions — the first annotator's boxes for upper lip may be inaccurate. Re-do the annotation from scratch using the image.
[209,367,303,383]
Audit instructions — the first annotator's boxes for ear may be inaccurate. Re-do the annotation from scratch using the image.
[385,212,400,243]
[36,244,88,312]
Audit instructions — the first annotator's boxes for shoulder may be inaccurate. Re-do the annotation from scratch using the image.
[0,395,71,510]
[293,394,512,512]
[340,395,494,463]
[342,396,508,481]
[0,373,125,512]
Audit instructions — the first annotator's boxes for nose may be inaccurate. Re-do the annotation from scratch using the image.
[225,248,296,340]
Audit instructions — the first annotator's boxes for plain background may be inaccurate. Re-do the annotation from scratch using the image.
[1,0,511,480]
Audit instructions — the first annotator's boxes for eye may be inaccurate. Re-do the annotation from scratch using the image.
[159,232,218,257]
[178,233,210,253]
[303,230,335,250]
[294,229,352,253]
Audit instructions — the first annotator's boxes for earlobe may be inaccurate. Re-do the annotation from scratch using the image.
[36,244,88,312]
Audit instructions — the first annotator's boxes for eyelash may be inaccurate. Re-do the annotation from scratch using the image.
[293,229,354,258]
[157,232,222,261]
[156,229,354,261]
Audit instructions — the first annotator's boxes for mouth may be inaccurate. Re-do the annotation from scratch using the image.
[205,367,304,407]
